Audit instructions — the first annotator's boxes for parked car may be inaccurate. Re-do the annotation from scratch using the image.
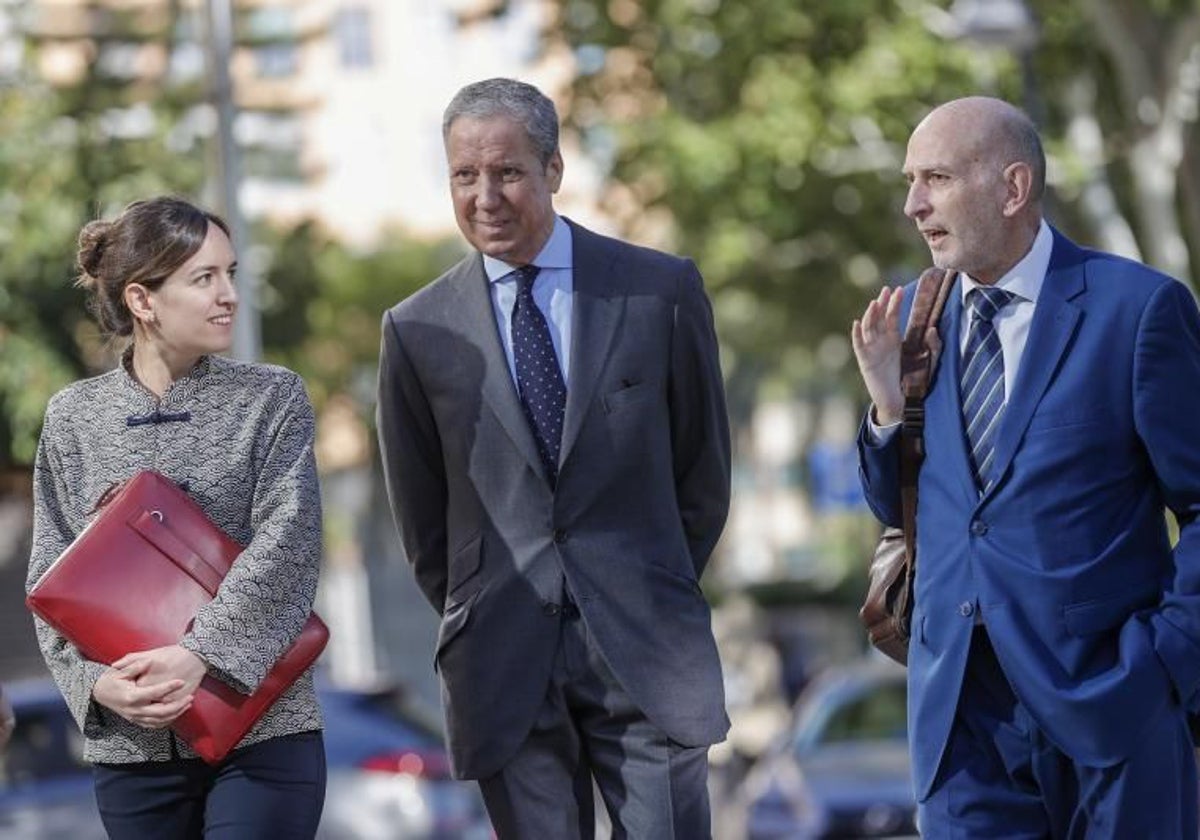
[0,678,104,840]
[735,658,916,839]
[0,677,492,840]
[317,683,492,840]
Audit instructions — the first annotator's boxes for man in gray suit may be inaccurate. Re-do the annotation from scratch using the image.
[377,78,731,838]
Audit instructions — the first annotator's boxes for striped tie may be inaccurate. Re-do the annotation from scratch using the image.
[961,287,1013,492]
[511,264,567,485]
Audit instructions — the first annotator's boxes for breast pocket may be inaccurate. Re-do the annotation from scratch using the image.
[1025,403,1106,435]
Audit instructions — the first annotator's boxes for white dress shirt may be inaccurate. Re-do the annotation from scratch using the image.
[483,215,574,387]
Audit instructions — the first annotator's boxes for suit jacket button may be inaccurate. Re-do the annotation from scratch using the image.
[959,601,975,618]
[543,603,561,617]
[970,520,988,536]
[553,529,567,544]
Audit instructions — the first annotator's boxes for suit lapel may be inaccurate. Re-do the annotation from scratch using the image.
[984,231,1085,500]
[449,255,547,479]
[559,222,624,469]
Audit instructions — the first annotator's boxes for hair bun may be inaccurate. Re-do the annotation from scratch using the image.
[75,220,112,286]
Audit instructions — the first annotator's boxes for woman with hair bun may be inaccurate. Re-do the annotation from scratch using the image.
[27,196,326,838]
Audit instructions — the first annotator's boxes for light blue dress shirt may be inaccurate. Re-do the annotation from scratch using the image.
[483,215,574,387]
[955,219,1052,399]
[870,219,1053,438]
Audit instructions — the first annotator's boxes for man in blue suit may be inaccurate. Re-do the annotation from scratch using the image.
[852,96,1200,835]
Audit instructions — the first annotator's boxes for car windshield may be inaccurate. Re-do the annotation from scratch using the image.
[820,681,906,743]
[795,675,907,753]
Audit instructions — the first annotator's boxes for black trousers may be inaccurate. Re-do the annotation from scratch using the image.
[93,730,326,840]
[478,604,711,839]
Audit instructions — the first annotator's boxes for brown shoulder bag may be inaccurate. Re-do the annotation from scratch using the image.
[859,268,955,665]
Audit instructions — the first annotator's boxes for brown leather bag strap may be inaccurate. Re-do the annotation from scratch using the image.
[898,268,955,564]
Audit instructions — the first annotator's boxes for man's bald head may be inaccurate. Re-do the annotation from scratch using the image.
[917,97,1046,203]
[902,96,1045,283]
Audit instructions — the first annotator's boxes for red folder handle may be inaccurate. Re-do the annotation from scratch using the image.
[128,509,225,596]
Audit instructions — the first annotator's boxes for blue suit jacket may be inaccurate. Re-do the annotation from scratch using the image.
[859,229,1200,800]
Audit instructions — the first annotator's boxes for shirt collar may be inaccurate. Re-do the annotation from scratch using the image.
[483,215,573,283]
[960,219,1052,305]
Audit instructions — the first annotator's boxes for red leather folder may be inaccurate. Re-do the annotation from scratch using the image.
[26,470,328,764]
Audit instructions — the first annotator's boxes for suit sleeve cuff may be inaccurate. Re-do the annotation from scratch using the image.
[180,634,253,695]
[80,660,110,738]
[866,407,900,446]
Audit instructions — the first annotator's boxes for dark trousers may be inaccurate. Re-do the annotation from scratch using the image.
[478,603,711,839]
[921,627,1198,839]
[93,730,326,840]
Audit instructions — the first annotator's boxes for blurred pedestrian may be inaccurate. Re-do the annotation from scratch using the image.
[0,682,13,751]
[27,196,326,839]
[377,78,731,838]
[852,96,1200,836]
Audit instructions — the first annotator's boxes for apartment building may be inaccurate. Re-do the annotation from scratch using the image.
[15,0,590,246]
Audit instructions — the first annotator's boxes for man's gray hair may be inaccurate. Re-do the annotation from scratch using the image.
[1004,109,1046,203]
[443,78,560,166]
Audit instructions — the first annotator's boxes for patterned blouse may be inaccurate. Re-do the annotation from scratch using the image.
[27,352,324,764]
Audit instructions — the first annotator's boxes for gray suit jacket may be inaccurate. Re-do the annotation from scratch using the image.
[377,219,731,780]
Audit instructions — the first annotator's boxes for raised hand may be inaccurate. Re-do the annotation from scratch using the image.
[851,286,906,426]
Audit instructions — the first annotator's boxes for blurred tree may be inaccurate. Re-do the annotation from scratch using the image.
[257,223,463,416]
[0,82,83,469]
[539,0,1200,411]
[1029,0,1200,286]
[0,1,204,466]
[542,0,988,410]
[0,0,345,467]
[531,0,1200,591]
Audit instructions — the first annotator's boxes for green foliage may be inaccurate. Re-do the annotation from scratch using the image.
[0,77,203,466]
[0,0,463,467]
[550,0,1200,407]
[1023,0,1200,276]
[257,224,465,415]
[0,328,77,465]
[554,0,993,401]
[0,44,458,466]
[0,5,206,467]
[5,0,1195,476]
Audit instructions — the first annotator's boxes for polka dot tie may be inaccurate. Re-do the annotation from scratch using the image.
[961,286,1014,492]
[511,265,567,485]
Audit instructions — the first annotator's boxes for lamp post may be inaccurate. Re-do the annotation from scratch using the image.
[950,0,1042,126]
[201,0,260,362]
